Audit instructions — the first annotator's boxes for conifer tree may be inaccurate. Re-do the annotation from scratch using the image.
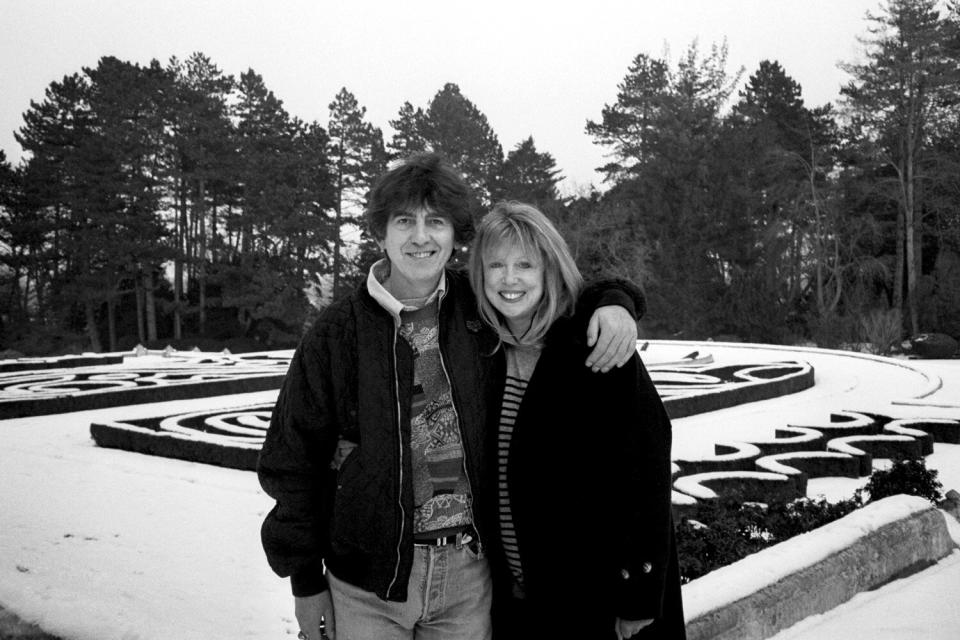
[387,101,427,159]
[398,83,504,208]
[327,87,386,299]
[841,0,960,333]
[166,53,235,339]
[585,41,742,336]
[496,136,563,208]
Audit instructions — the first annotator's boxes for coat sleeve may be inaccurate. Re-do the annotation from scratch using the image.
[257,331,340,597]
[605,355,676,621]
[577,277,647,321]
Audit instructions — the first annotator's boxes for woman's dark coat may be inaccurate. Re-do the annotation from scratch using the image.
[489,307,686,639]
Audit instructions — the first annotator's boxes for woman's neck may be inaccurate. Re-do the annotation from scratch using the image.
[505,318,533,343]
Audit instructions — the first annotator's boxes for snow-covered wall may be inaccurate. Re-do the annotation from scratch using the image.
[683,495,957,640]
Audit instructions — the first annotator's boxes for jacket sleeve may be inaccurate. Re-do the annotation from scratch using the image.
[257,332,340,597]
[605,355,675,621]
[577,277,647,321]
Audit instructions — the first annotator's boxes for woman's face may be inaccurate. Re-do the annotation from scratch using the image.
[482,241,544,337]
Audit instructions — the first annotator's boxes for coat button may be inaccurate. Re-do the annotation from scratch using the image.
[642,562,653,574]
[620,568,630,580]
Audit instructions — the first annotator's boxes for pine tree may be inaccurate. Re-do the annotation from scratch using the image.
[327,87,386,300]
[387,101,427,159]
[496,136,563,207]
[80,56,172,350]
[222,69,330,337]
[14,72,92,330]
[413,83,504,208]
[166,53,236,339]
[585,41,743,336]
[841,0,960,334]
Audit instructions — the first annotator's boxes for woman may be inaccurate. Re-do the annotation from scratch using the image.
[468,202,685,640]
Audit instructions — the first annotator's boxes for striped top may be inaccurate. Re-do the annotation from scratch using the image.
[497,344,542,597]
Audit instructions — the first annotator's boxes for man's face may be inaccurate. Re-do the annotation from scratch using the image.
[379,205,455,299]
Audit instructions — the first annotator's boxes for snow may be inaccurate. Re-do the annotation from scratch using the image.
[0,344,958,639]
[0,391,293,640]
[767,526,960,640]
[682,495,937,620]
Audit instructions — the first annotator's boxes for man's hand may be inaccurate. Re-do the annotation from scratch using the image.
[615,617,653,639]
[585,305,638,372]
[295,591,336,640]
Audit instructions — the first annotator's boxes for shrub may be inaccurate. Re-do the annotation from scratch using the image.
[676,499,769,583]
[809,311,858,350]
[856,455,943,504]
[677,496,860,583]
[860,308,902,355]
[761,496,861,540]
[909,333,959,359]
[676,456,944,583]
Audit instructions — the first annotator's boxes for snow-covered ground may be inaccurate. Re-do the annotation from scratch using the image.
[0,343,957,640]
[768,515,960,640]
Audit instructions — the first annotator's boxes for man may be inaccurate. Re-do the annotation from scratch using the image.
[258,153,639,640]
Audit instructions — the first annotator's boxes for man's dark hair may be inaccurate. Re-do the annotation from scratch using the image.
[365,152,475,244]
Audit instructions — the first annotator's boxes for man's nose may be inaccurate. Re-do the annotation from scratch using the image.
[411,219,429,242]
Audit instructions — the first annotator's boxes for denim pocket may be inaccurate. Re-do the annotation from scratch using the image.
[463,538,485,561]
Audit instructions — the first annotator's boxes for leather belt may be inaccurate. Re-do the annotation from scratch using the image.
[413,526,475,547]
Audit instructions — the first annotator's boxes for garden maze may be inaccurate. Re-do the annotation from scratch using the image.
[0,349,290,418]
[3,346,957,511]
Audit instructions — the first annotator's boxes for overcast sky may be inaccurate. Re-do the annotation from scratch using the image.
[2,0,885,193]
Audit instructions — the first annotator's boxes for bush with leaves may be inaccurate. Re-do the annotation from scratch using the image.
[677,456,943,583]
[676,495,859,583]
[856,455,943,504]
[860,308,902,355]
[676,499,769,583]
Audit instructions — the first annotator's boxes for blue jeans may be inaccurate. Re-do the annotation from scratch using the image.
[328,543,492,640]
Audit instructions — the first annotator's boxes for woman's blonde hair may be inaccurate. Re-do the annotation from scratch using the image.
[469,201,583,346]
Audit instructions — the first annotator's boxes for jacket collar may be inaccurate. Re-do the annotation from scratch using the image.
[365,258,447,322]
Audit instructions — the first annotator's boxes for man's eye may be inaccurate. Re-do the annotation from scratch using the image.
[428,218,448,227]
[487,262,503,269]
[393,217,411,225]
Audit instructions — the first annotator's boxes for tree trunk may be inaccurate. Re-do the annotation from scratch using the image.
[332,161,344,300]
[174,179,186,340]
[135,273,146,344]
[84,300,103,352]
[905,188,918,335]
[902,102,919,335]
[893,205,905,315]
[144,271,157,343]
[107,296,117,352]
[197,178,207,334]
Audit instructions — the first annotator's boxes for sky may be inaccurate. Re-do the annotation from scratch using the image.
[0,344,958,639]
[2,0,887,194]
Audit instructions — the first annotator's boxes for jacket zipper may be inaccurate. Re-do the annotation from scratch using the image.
[436,290,485,555]
[386,318,405,599]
